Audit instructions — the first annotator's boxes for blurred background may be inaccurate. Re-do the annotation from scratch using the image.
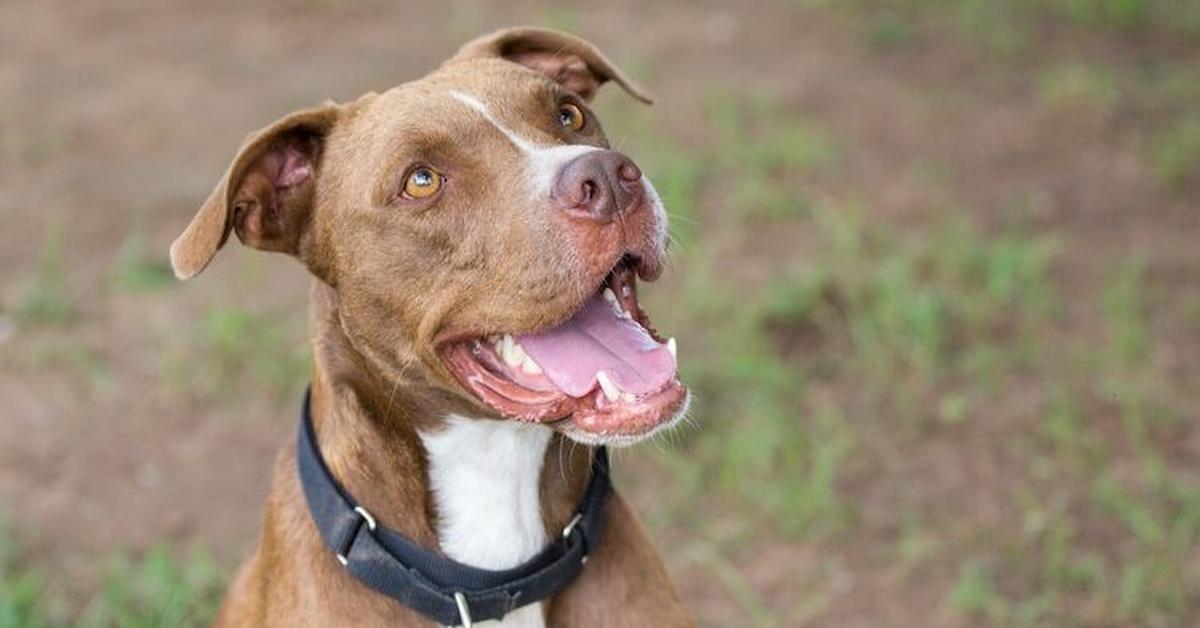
[2,1,1199,626]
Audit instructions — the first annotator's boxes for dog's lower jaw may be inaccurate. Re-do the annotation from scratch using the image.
[420,416,555,628]
[561,390,692,448]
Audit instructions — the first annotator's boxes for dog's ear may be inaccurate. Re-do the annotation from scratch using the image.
[169,104,340,280]
[452,27,654,104]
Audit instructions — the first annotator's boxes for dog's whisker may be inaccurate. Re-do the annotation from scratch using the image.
[663,209,699,226]
[665,231,685,254]
[614,133,631,152]
[558,434,570,486]
[649,432,668,455]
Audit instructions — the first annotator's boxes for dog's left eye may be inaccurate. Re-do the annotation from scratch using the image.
[558,103,585,131]
[402,166,443,199]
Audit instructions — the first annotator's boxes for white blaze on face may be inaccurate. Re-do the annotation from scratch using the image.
[449,91,670,248]
[450,91,600,201]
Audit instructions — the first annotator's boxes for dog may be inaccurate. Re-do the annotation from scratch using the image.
[170,27,692,627]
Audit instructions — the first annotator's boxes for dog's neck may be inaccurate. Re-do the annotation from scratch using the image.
[305,281,592,573]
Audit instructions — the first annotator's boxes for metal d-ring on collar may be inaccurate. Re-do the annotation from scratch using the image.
[295,388,612,627]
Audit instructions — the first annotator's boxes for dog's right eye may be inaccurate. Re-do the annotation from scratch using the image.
[402,166,443,199]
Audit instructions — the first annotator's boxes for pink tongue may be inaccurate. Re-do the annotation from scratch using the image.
[517,295,675,398]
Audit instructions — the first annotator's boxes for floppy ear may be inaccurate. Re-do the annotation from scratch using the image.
[451,26,654,104]
[169,104,339,280]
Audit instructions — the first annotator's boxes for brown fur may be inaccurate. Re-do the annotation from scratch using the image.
[172,27,691,627]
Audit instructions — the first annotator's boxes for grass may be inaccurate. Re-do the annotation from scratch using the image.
[1151,116,1200,188]
[1102,256,1148,365]
[0,521,50,628]
[835,0,1200,47]
[164,305,310,401]
[683,543,779,628]
[866,10,915,50]
[110,230,175,293]
[610,78,1198,624]
[710,92,834,220]
[946,560,1003,620]
[0,521,222,628]
[681,198,1056,531]
[1037,63,1120,111]
[836,0,1200,201]
[16,221,76,326]
[21,338,112,394]
[74,547,223,628]
[624,90,1061,546]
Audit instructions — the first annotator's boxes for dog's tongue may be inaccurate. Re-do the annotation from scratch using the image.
[517,295,675,398]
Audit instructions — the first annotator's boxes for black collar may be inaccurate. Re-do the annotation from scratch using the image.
[296,388,611,627]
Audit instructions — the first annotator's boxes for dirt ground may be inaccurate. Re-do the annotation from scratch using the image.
[2,1,1198,626]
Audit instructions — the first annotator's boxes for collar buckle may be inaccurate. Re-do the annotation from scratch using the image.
[453,591,473,628]
[353,505,378,531]
[562,512,590,564]
[336,505,378,566]
[561,513,583,540]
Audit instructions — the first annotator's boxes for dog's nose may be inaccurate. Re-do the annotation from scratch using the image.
[552,150,644,222]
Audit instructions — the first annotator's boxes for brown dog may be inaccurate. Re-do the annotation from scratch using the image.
[171,27,692,627]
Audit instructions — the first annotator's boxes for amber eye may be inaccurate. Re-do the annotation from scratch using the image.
[558,103,585,131]
[402,166,442,199]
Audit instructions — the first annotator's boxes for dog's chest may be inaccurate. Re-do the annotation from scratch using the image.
[420,417,553,628]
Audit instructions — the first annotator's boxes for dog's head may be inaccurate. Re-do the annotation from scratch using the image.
[171,27,687,446]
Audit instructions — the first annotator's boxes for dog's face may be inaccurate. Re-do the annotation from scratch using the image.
[171,28,687,446]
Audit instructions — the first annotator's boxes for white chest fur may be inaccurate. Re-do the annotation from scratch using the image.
[420,416,553,628]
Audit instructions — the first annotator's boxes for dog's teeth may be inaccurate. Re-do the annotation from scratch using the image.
[501,334,524,367]
[595,371,621,402]
[620,392,635,403]
[602,288,618,305]
[503,336,534,370]
[667,337,677,359]
[521,355,543,375]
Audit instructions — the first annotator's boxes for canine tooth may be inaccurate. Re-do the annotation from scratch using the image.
[501,334,523,367]
[521,355,543,375]
[667,337,677,359]
[621,392,635,403]
[602,288,617,304]
[595,371,620,402]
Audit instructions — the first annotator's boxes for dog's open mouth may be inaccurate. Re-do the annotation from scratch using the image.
[441,257,686,438]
